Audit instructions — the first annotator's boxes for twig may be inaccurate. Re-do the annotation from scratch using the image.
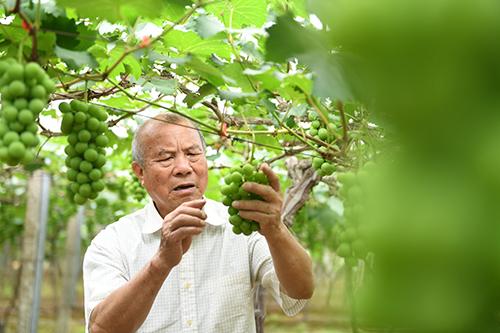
[107,94,164,127]
[337,100,349,143]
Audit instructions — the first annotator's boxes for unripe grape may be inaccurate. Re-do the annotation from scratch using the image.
[30,85,46,99]
[14,98,28,109]
[29,99,44,114]
[312,157,324,170]
[59,102,71,113]
[318,128,329,141]
[18,109,33,125]
[95,135,109,147]
[7,64,23,81]
[320,162,335,176]
[8,141,26,159]
[3,132,19,146]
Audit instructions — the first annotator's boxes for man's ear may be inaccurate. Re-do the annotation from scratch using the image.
[132,161,144,185]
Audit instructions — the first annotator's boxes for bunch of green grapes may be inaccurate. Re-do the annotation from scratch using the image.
[221,163,269,235]
[332,163,374,267]
[307,111,337,177]
[60,100,109,205]
[127,175,147,202]
[0,58,55,166]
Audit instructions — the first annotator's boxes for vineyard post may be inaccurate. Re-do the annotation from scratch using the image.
[55,206,84,333]
[16,170,51,333]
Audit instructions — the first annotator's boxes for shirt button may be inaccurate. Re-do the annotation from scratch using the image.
[184,282,191,289]
[187,319,192,327]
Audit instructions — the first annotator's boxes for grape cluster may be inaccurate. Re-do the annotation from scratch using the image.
[221,163,269,235]
[127,175,147,202]
[60,100,109,205]
[0,59,55,166]
[307,111,337,177]
[332,164,373,267]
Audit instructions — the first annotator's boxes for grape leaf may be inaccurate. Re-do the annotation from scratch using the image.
[191,14,225,39]
[56,0,185,22]
[164,30,231,59]
[55,46,98,69]
[144,78,178,95]
[206,0,268,29]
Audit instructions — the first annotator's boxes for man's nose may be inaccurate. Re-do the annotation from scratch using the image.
[172,155,192,176]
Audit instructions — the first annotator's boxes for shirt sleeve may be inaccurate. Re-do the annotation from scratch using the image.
[83,226,129,332]
[248,234,308,316]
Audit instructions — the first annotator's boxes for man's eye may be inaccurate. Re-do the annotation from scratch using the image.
[160,156,173,161]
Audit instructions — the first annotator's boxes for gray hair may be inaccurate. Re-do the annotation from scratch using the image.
[132,113,206,167]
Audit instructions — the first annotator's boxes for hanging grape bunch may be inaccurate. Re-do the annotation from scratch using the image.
[308,111,338,177]
[60,100,109,205]
[332,163,374,267]
[221,163,269,235]
[128,174,147,202]
[0,58,55,166]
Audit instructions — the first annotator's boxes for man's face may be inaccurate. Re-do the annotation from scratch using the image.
[133,121,208,217]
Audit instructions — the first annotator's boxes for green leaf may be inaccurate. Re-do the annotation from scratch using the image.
[282,73,312,95]
[162,0,193,22]
[163,30,231,59]
[35,31,57,54]
[123,55,142,80]
[187,57,225,86]
[184,83,217,107]
[144,78,178,95]
[41,14,75,48]
[0,17,27,43]
[218,89,258,102]
[266,15,353,100]
[206,0,268,28]
[270,0,308,17]
[266,14,319,62]
[55,46,98,69]
[56,0,181,22]
[221,63,255,92]
[300,51,353,100]
[254,133,280,148]
[191,14,225,39]
[285,115,297,128]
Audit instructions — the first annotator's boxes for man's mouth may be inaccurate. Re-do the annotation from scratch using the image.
[173,183,196,191]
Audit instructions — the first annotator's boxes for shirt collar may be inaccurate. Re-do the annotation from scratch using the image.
[141,198,225,234]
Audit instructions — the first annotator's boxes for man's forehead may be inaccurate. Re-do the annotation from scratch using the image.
[142,122,202,148]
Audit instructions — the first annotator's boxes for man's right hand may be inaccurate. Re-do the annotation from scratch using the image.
[153,199,207,273]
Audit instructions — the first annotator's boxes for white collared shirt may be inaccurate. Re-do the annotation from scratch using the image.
[83,199,307,333]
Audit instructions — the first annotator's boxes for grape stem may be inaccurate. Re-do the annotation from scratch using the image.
[337,100,349,144]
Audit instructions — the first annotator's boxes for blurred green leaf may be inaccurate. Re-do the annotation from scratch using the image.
[164,30,231,59]
[55,46,98,69]
[206,0,268,28]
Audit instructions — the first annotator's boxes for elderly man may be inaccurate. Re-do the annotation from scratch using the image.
[83,113,314,333]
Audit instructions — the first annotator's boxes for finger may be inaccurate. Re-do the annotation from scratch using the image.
[232,200,275,213]
[169,206,207,220]
[167,214,206,231]
[238,210,273,225]
[242,182,280,203]
[170,227,204,243]
[181,199,206,210]
[260,163,280,192]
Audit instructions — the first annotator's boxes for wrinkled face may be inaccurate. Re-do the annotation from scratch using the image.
[132,121,208,217]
